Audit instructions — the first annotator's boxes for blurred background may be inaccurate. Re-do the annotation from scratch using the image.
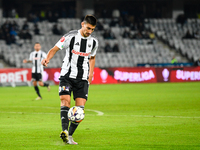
[0,0,200,83]
[0,0,200,68]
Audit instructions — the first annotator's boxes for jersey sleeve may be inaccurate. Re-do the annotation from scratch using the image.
[90,39,98,57]
[55,35,70,50]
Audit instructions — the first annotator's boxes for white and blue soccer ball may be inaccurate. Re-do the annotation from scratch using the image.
[68,106,85,123]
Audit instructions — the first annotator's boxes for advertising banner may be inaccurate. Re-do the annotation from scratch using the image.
[44,67,157,84]
[92,67,157,84]
[0,68,31,83]
[1,67,199,85]
[155,67,200,82]
[170,67,200,82]
[43,68,61,84]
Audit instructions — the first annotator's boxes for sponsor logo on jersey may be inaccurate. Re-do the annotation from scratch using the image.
[72,49,90,56]
[33,57,41,60]
[88,44,91,47]
[60,37,65,42]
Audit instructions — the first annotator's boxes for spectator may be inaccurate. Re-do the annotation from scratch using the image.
[113,43,120,52]
[176,14,186,26]
[171,56,178,64]
[5,33,12,45]
[0,29,4,40]
[143,31,150,39]
[59,26,66,35]
[96,21,104,31]
[40,10,46,21]
[122,14,130,27]
[182,30,194,39]
[122,28,131,38]
[137,22,144,33]
[19,29,32,41]
[53,12,59,22]
[194,31,200,39]
[110,18,118,27]
[47,11,54,22]
[10,8,18,18]
[34,24,40,35]
[10,26,18,37]
[135,32,143,39]
[24,29,32,40]
[104,42,113,53]
[112,9,120,18]
[103,29,115,39]
[149,31,155,43]
[52,24,61,35]
[129,15,137,30]
[194,58,200,66]
[28,12,39,23]
[12,21,20,32]
[118,17,125,27]
[22,21,29,31]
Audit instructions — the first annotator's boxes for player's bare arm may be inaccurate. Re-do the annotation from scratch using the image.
[88,56,96,84]
[42,46,60,67]
[23,59,32,63]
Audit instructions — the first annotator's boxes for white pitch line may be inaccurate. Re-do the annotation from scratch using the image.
[131,115,200,119]
[4,106,105,116]
[86,109,104,116]
[0,108,104,116]
[0,111,199,119]
[0,112,57,115]
[103,114,200,119]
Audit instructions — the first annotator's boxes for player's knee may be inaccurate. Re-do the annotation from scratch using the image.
[33,81,37,86]
[38,81,44,86]
[60,95,70,107]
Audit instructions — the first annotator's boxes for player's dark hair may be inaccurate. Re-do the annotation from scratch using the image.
[35,42,40,44]
[84,15,97,26]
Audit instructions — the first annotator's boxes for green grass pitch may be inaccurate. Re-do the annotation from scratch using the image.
[0,82,200,150]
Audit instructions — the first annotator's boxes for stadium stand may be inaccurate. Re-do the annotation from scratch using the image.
[146,18,200,62]
[0,17,198,68]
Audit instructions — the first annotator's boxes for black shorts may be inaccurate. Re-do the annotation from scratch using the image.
[32,73,42,81]
[59,76,89,100]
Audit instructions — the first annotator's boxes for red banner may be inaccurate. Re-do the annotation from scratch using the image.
[1,67,199,84]
[0,68,31,83]
[43,67,157,84]
[155,67,200,82]
[92,67,157,84]
[170,67,200,82]
[43,68,61,84]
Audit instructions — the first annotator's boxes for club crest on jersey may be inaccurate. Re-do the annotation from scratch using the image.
[72,49,90,56]
[60,37,65,42]
[75,42,79,46]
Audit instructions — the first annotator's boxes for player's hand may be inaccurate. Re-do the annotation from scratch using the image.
[41,59,49,67]
[23,59,27,63]
[88,75,93,84]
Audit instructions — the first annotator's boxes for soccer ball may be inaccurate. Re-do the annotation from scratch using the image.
[68,106,85,123]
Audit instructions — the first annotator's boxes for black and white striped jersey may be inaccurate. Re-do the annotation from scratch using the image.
[55,30,98,80]
[29,50,47,73]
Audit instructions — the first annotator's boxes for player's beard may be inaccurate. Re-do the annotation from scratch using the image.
[83,31,90,37]
[85,33,90,37]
